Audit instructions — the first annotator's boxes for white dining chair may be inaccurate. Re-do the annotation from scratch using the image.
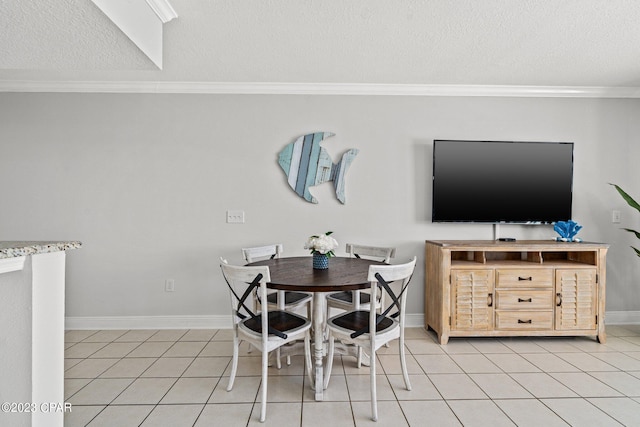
[324,257,416,422]
[242,244,312,367]
[220,259,312,422]
[242,244,312,318]
[325,244,396,364]
[326,244,395,312]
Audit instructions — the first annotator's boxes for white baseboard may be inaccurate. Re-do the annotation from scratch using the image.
[605,311,640,325]
[65,311,638,330]
[66,313,427,330]
[65,315,232,330]
[405,314,425,328]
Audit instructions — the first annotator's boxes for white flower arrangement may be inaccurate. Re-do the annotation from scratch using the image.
[304,231,338,258]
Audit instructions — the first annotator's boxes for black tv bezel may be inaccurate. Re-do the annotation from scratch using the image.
[431,139,574,224]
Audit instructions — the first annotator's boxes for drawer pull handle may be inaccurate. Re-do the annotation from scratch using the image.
[518,298,533,303]
[518,276,533,281]
[518,319,533,324]
[556,293,563,306]
[488,293,493,307]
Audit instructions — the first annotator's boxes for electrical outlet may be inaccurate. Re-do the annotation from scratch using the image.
[165,279,175,292]
[227,210,245,223]
[612,210,621,224]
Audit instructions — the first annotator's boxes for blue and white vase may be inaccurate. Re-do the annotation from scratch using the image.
[312,253,329,270]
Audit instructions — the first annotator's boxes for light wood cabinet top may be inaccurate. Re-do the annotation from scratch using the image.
[425,240,609,250]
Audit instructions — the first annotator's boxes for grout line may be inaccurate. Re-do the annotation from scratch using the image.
[62,328,640,426]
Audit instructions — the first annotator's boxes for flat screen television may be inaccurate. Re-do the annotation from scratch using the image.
[432,140,574,223]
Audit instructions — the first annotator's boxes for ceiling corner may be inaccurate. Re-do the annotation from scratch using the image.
[90,0,178,69]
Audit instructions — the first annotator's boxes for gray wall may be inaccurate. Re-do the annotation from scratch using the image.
[1,93,639,320]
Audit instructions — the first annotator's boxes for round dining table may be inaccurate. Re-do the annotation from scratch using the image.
[246,256,385,401]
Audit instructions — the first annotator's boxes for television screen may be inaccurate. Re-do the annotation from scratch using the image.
[432,140,574,223]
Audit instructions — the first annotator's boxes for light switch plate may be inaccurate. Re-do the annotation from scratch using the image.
[612,210,621,224]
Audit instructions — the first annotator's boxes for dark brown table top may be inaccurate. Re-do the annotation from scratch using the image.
[246,256,385,292]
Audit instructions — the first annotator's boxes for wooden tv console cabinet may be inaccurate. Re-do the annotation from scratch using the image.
[424,240,609,344]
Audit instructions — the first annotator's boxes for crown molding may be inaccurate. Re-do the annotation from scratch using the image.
[145,0,178,23]
[2,80,640,98]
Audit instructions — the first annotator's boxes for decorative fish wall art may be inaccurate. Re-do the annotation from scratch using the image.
[277,132,359,204]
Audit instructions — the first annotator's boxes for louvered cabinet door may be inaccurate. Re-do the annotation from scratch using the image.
[451,269,495,331]
[555,269,598,331]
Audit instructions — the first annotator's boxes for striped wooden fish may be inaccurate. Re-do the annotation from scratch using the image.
[278,132,359,204]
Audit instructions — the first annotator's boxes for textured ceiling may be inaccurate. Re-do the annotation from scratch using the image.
[2,0,640,88]
[0,0,156,70]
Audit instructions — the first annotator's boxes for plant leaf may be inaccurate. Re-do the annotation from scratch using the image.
[610,183,640,212]
[623,228,640,240]
[632,246,640,258]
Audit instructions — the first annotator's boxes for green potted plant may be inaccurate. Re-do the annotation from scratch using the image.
[611,184,640,257]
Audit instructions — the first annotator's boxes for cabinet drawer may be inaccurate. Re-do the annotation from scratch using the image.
[495,311,553,330]
[496,290,554,310]
[496,269,553,288]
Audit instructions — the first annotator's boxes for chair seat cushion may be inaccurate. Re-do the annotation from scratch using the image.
[327,291,371,305]
[243,311,308,335]
[265,291,311,306]
[329,310,394,334]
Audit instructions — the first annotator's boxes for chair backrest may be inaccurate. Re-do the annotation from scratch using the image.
[356,257,416,339]
[220,259,271,326]
[242,244,284,263]
[346,243,396,264]
[221,260,293,341]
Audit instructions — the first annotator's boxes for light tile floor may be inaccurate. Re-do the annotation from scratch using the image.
[64,325,640,426]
